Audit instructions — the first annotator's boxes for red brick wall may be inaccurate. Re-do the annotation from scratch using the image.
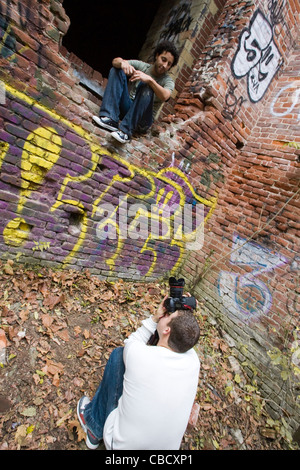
[0,0,299,433]
[175,0,300,432]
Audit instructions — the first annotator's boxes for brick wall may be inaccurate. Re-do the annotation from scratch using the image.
[139,0,228,117]
[0,0,299,434]
[175,0,300,432]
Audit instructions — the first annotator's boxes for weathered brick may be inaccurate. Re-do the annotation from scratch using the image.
[0,0,299,433]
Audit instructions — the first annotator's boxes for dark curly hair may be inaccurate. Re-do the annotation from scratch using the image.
[153,41,179,67]
[168,310,200,353]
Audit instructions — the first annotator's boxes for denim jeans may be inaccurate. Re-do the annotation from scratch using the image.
[83,347,125,440]
[100,67,154,137]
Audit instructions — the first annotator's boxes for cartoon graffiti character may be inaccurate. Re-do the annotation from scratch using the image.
[231,9,282,102]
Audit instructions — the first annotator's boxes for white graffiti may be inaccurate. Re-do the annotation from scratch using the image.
[270,82,300,120]
[218,234,288,321]
[0,80,5,105]
[231,9,282,102]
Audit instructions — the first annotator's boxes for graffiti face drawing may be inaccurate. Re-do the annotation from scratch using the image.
[231,9,282,102]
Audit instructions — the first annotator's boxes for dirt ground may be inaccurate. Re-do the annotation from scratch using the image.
[0,259,298,450]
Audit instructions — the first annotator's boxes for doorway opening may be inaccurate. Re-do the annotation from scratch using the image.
[62,0,161,79]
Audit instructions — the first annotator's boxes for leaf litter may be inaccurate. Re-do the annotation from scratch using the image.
[0,259,298,450]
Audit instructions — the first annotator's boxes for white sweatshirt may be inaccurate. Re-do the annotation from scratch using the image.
[103,316,200,450]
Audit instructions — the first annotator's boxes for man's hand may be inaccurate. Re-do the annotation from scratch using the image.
[121,60,135,76]
[152,295,168,323]
[112,57,135,76]
[129,70,171,101]
[185,292,199,309]
[129,70,151,84]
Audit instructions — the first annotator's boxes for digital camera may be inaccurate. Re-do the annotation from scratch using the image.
[164,277,196,313]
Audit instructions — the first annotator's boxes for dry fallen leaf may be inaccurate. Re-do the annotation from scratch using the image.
[15,425,27,446]
[43,294,63,310]
[3,260,14,275]
[56,409,72,427]
[42,314,54,328]
[101,290,113,301]
[52,373,60,387]
[68,419,86,442]
[74,326,81,336]
[19,308,29,323]
[104,318,114,328]
[0,329,7,348]
[20,406,36,417]
[42,359,64,386]
[83,329,90,339]
[56,329,70,342]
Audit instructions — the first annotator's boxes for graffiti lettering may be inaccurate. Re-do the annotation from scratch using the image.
[222,78,246,121]
[218,234,288,321]
[270,82,300,120]
[268,0,285,27]
[0,0,45,65]
[0,82,217,279]
[159,0,192,43]
[0,79,5,104]
[231,9,283,102]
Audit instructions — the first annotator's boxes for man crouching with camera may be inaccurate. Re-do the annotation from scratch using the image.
[77,278,200,450]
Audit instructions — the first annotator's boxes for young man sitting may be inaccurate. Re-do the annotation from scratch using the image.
[92,41,179,144]
[77,295,200,450]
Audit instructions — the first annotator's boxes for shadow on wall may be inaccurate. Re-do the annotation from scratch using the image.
[61,0,162,78]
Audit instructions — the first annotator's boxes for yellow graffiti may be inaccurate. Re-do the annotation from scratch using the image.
[156,166,217,209]
[1,81,218,277]
[0,21,29,61]
[90,158,217,274]
[19,126,62,210]
[3,127,62,247]
[50,143,107,267]
[0,22,12,57]
[3,217,31,246]
[0,142,9,172]
[140,236,158,277]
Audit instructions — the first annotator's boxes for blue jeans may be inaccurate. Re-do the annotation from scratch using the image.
[100,67,154,137]
[83,347,125,440]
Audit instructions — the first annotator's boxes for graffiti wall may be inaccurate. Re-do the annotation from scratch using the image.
[0,0,299,432]
[0,81,216,280]
[176,0,300,432]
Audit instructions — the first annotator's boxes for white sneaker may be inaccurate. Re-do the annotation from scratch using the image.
[77,396,100,450]
[111,130,131,144]
[92,116,118,132]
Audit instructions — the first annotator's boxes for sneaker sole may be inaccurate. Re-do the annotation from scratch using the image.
[92,116,118,132]
[86,432,100,450]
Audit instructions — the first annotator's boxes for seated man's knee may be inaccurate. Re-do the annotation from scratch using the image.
[108,67,127,81]
[136,83,154,98]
